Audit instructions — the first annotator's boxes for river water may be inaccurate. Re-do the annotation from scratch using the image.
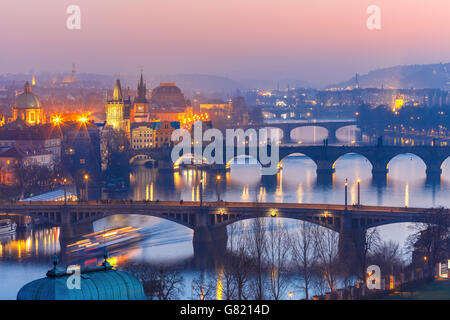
[1,126,450,299]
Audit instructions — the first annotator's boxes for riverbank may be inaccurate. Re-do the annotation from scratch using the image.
[383,279,450,300]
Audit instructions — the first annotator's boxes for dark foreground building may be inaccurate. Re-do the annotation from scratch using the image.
[17,254,147,300]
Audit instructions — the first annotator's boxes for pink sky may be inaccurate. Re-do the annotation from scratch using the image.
[0,0,449,84]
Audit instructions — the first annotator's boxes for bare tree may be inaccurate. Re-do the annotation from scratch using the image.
[370,240,404,275]
[312,226,340,293]
[191,271,217,300]
[407,208,450,275]
[291,221,316,300]
[124,263,185,300]
[266,219,290,300]
[225,223,252,299]
[247,217,267,300]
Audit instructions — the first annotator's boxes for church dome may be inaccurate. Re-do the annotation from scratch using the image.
[17,255,147,300]
[151,82,186,108]
[15,82,41,109]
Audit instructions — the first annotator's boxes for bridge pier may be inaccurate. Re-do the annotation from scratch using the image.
[193,225,228,268]
[339,211,366,275]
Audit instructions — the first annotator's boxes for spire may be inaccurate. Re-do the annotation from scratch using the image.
[137,71,147,101]
[113,77,123,101]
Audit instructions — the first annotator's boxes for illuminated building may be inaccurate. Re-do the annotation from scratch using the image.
[31,73,36,86]
[131,122,154,149]
[150,82,186,110]
[12,82,43,125]
[62,63,77,83]
[132,72,149,123]
[392,93,404,112]
[0,120,61,159]
[105,78,131,136]
[0,146,56,185]
[153,121,180,148]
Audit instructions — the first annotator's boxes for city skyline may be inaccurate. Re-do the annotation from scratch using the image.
[0,0,449,85]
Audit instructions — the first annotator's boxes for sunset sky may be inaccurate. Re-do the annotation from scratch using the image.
[0,0,449,84]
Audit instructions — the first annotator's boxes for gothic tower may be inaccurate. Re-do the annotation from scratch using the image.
[132,72,149,123]
[106,77,131,136]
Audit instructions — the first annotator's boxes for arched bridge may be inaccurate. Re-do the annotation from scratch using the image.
[278,145,450,177]
[1,201,447,246]
[248,120,358,143]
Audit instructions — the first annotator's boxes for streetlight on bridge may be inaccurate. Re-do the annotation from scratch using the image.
[84,174,89,201]
[216,175,221,202]
[357,178,361,206]
[344,179,348,210]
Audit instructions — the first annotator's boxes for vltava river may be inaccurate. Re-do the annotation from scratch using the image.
[1,127,450,299]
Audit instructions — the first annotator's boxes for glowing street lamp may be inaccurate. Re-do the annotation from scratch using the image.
[199,179,203,207]
[357,179,361,206]
[344,179,348,210]
[216,175,221,202]
[84,174,89,201]
[63,178,67,204]
[289,292,293,300]
[52,115,62,126]
[78,114,89,124]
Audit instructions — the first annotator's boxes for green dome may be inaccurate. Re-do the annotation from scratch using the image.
[17,267,147,300]
[15,81,41,109]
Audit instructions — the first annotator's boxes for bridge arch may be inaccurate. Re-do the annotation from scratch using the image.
[278,153,317,170]
[290,126,329,144]
[386,153,427,178]
[441,156,450,179]
[129,154,154,165]
[214,211,340,232]
[332,152,374,172]
[226,155,260,169]
[173,153,209,169]
[335,125,360,142]
[79,211,196,231]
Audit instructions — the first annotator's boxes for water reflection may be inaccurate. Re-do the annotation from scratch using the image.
[2,148,450,299]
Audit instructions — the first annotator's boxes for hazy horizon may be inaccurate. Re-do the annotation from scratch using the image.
[1,0,449,85]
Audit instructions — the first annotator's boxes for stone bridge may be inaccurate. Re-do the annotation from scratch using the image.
[1,200,447,256]
[130,144,450,182]
[247,120,358,143]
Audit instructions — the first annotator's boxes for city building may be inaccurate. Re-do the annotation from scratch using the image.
[13,81,43,125]
[61,121,101,187]
[150,82,186,110]
[0,120,61,159]
[105,78,131,136]
[131,122,154,149]
[132,73,149,123]
[0,146,55,185]
[153,121,180,148]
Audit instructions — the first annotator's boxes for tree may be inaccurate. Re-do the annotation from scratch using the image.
[407,208,450,275]
[291,221,316,300]
[312,226,340,293]
[124,263,185,300]
[266,219,290,300]
[247,218,267,300]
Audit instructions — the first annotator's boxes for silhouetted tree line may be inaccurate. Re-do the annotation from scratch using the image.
[124,218,417,300]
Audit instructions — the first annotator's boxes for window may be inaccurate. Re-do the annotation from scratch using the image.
[80,159,86,164]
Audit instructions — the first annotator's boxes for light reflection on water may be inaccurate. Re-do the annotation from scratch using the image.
[1,147,450,299]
